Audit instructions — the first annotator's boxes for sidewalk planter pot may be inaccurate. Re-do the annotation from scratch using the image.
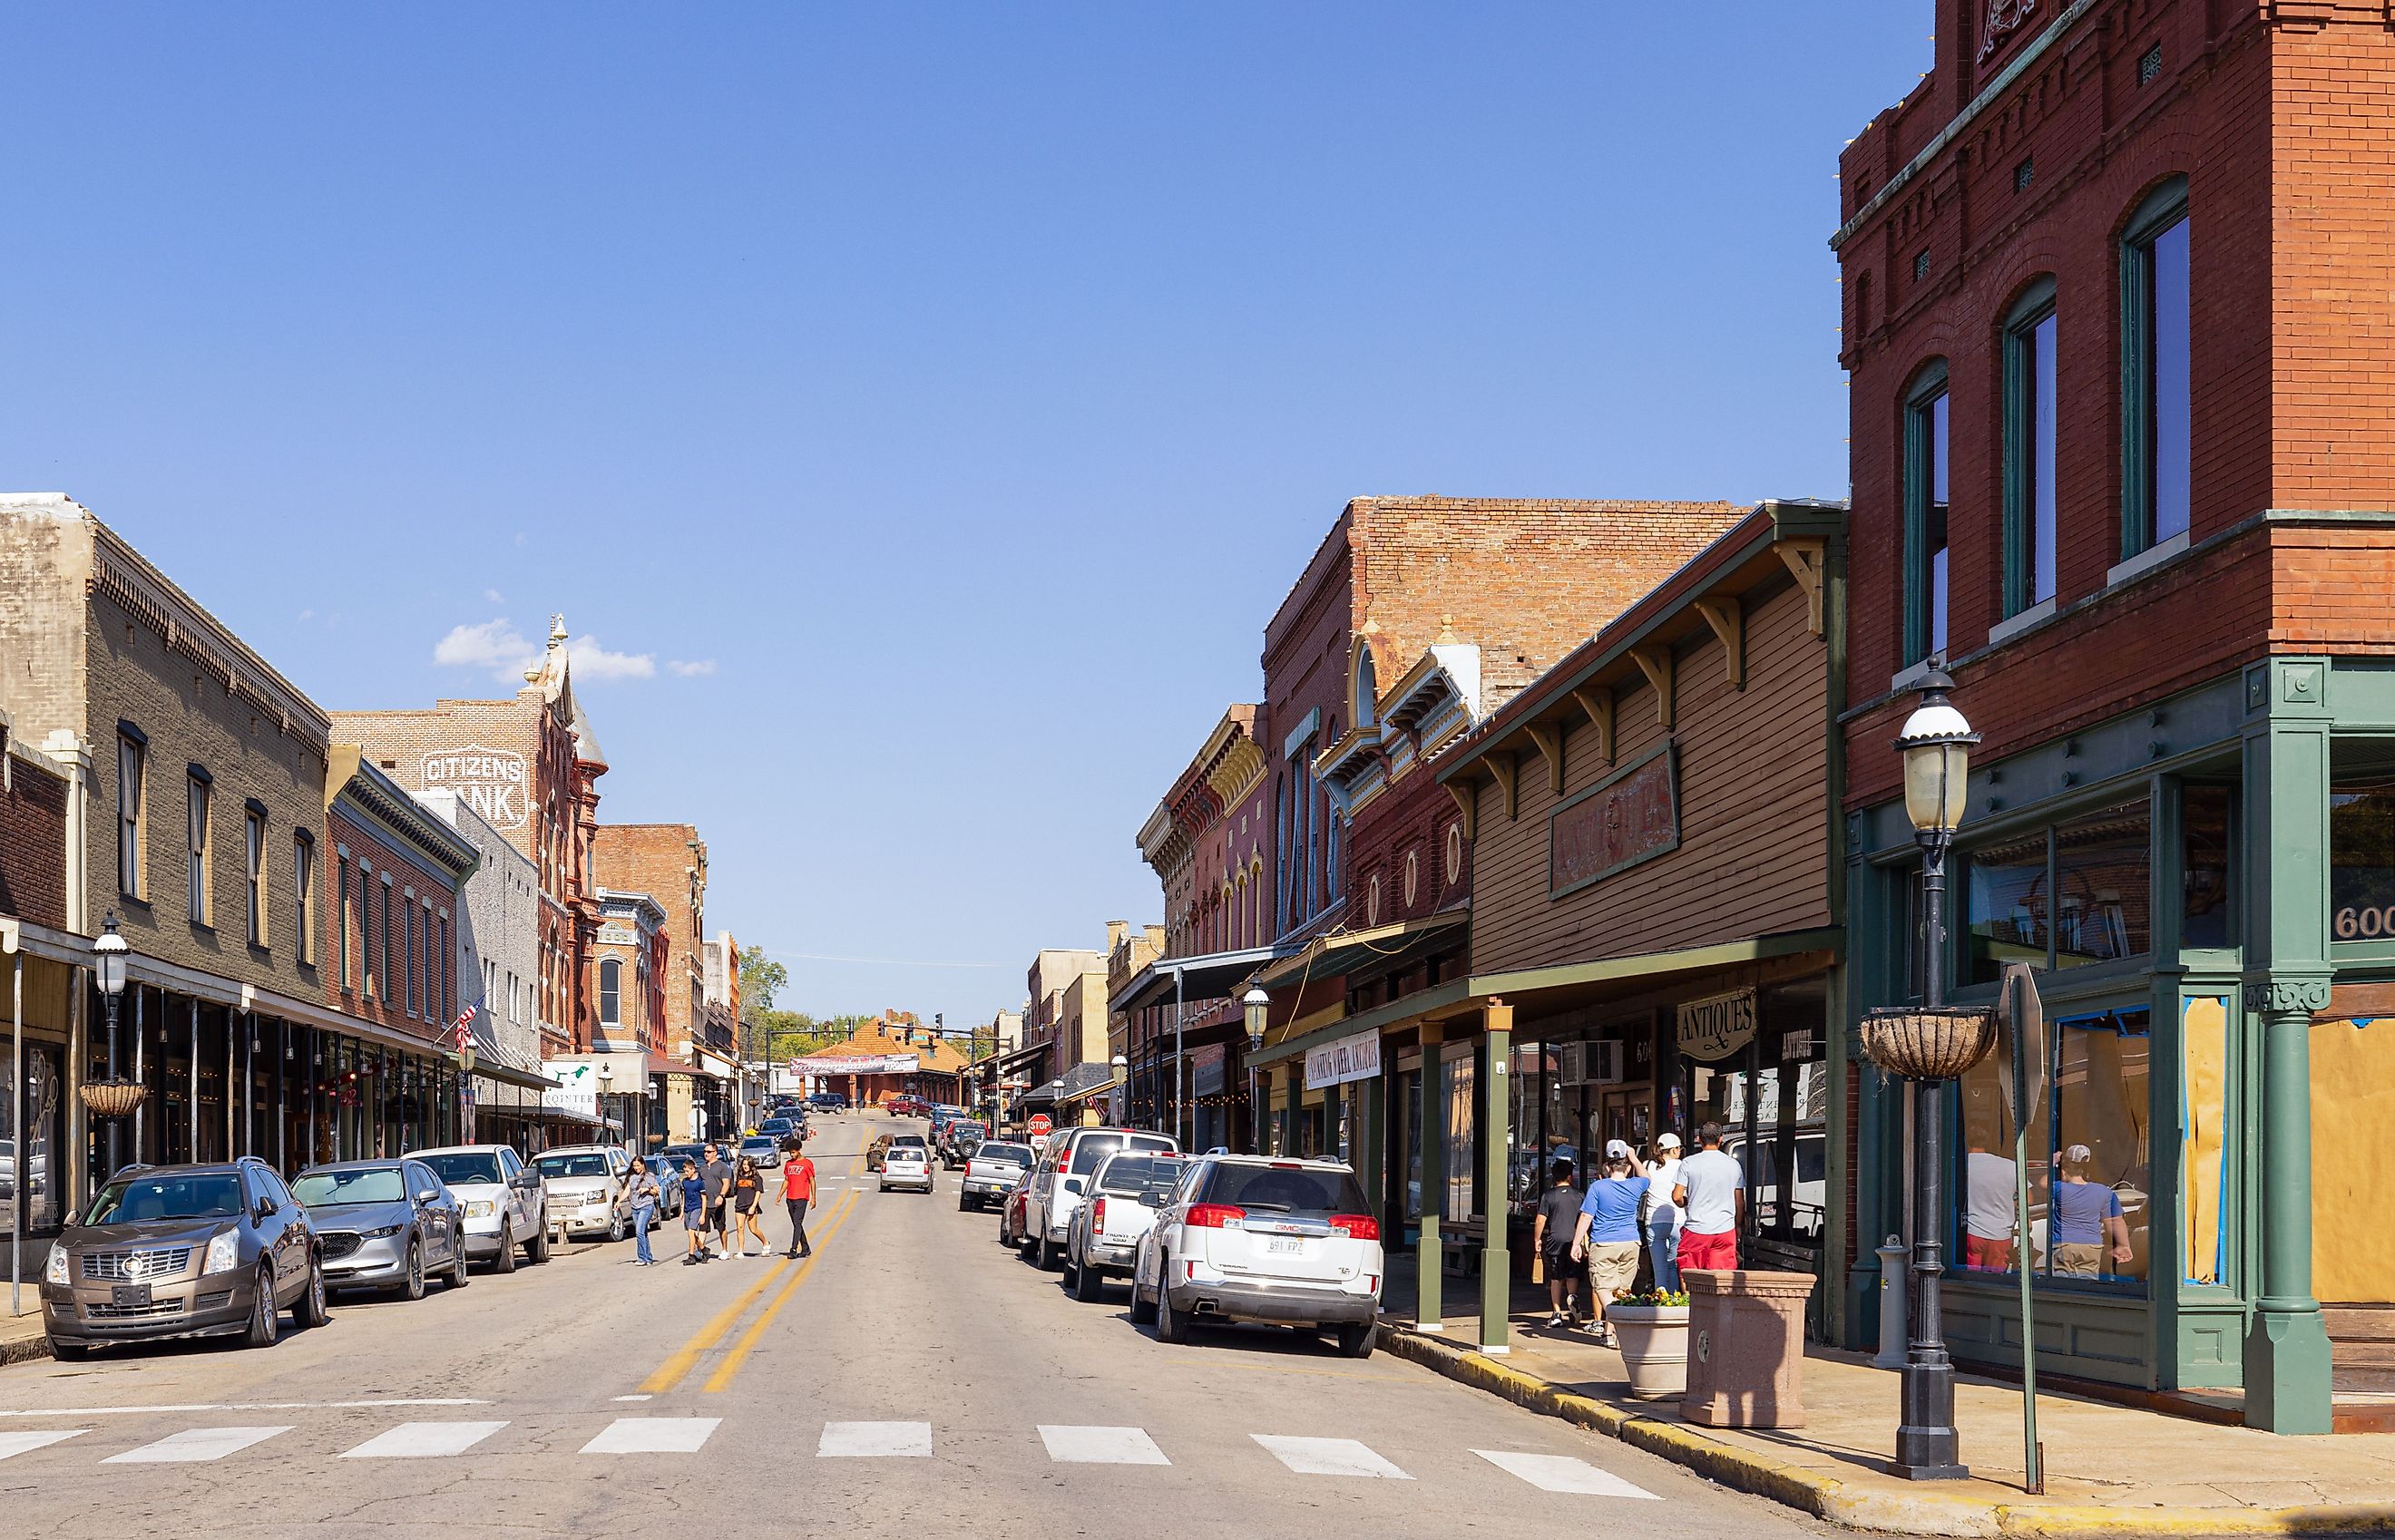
[1681,1269,1813,1428]
[1608,1303,1691,1399]
[1857,1006,1995,1081]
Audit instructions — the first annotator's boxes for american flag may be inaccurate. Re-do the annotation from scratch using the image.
[453,1005,476,1053]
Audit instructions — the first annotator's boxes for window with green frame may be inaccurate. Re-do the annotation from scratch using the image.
[1902,362,1951,664]
[1962,799,2154,985]
[2002,278,2058,616]
[2120,177,2190,559]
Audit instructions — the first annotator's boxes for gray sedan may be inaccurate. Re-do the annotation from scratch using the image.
[294,1159,468,1300]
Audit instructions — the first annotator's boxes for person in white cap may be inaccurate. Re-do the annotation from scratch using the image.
[1569,1140,1649,1347]
[2051,1143,2130,1277]
[1644,1132,1686,1291]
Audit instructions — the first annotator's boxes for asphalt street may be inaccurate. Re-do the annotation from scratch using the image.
[0,1116,1826,1539]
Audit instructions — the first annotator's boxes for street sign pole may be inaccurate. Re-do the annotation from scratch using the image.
[1999,964,2044,1495]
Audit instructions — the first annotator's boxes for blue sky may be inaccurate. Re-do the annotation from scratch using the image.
[4,5,1928,1029]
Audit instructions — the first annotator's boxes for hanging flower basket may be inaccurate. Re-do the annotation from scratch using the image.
[1859,1006,1998,1081]
[79,1079,149,1119]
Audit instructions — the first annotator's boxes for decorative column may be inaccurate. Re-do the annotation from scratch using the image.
[2240,657,2335,1435]
[1479,1001,1513,1354]
[1416,1019,1445,1330]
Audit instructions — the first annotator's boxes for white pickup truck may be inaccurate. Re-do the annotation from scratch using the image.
[958,1140,1032,1213]
[1062,1150,1188,1302]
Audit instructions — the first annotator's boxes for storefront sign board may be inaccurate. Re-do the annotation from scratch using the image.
[1549,741,1680,898]
[1676,988,1757,1063]
[790,1053,920,1076]
[1305,1029,1383,1090]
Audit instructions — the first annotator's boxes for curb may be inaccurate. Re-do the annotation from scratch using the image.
[0,1335,51,1369]
[1376,1324,2395,1538]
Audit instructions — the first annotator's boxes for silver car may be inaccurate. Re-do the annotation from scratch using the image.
[531,1145,638,1243]
[293,1159,468,1299]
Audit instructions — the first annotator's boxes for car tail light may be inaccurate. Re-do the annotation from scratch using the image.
[1185,1203,1246,1229]
[1330,1213,1379,1241]
[1091,1198,1108,1233]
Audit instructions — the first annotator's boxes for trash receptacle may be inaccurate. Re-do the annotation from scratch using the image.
[1680,1269,1811,1428]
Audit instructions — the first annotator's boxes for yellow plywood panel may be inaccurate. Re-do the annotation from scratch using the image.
[2181,997,2228,1287]
[2311,1018,2395,1304]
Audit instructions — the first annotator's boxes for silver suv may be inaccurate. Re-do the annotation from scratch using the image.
[42,1157,328,1357]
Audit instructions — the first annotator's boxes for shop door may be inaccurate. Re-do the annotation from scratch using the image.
[1596,1086,1655,1160]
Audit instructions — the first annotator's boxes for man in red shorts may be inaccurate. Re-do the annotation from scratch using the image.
[1671,1122,1745,1273]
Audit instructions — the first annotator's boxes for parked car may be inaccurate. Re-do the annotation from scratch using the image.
[415,1144,550,1271]
[1130,1154,1382,1358]
[42,1157,328,1359]
[940,1120,987,1168]
[738,1135,785,1171]
[996,1165,1035,1247]
[530,1145,638,1243]
[1021,1127,1181,1271]
[642,1155,685,1218]
[293,1158,468,1299]
[879,1143,934,1194]
[1063,1152,1186,1302]
[959,1140,1031,1212]
[886,1096,931,1119]
[807,1092,848,1111]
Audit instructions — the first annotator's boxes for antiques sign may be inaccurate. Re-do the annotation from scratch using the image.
[1550,741,1680,898]
[1676,988,1758,1063]
[423,746,531,831]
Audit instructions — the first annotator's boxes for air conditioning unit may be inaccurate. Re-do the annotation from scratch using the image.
[1588,1040,1625,1086]
[1555,1043,1586,1087]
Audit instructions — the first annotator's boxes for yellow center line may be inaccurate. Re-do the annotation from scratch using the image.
[701,1190,860,1392]
[640,1253,795,1394]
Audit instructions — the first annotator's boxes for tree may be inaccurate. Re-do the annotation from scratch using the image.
[738,945,787,1014]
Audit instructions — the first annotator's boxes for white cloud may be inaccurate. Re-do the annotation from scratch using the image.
[567,635,655,680]
[667,658,718,677]
[483,588,504,603]
[433,618,537,680]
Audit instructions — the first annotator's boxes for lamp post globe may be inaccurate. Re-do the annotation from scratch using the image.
[1242,986,1270,1154]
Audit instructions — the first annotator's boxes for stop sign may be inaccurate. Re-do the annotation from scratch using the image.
[1027,1113,1053,1139]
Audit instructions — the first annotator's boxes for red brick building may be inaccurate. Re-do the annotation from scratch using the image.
[1833,0,2395,1430]
[332,618,606,1062]
[591,823,719,1139]
[0,714,70,931]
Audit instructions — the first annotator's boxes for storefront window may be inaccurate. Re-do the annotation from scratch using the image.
[1443,1052,1474,1223]
[2331,742,2395,937]
[1966,831,2048,986]
[2054,804,2150,970]
[1397,1067,1422,1223]
[1956,1005,2150,1286]
[1508,1040,1545,1215]
[2181,785,2235,950]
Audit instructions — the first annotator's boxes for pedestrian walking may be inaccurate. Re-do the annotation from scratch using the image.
[1671,1122,1745,1274]
[701,1142,734,1259]
[1569,1141,1648,1347]
[678,1159,710,1265]
[782,1143,817,1259]
[731,1156,768,1256]
[629,1155,661,1267]
[1530,1159,1586,1329]
[1644,1132,1686,1291]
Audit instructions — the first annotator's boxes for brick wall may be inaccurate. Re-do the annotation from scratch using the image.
[326,804,459,1048]
[0,736,69,929]
[591,824,707,1054]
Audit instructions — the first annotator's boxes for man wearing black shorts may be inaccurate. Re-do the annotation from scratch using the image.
[701,1142,733,1259]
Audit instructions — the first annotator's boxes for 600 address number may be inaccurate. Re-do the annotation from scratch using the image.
[2334,905,2395,940]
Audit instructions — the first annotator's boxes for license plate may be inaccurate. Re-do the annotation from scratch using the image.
[111,1282,152,1309]
[1266,1237,1305,1255]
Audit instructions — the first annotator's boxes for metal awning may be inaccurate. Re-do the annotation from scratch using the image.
[972,1041,1046,1079]
[463,1057,554,1093]
[1256,911,1467,991]
[1108,942,1290,1018]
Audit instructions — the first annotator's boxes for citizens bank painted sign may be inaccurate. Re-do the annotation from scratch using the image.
[423,746,530,831]
[1549,741,1680,899]
[1676,988,1758,1063]
[1305,1029,1383,1091]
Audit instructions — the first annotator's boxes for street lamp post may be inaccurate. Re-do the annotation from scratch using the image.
[459,1031,477,1145]
[1860,670,1994,1483]
[1110,1053,1127,1126]
[1242,986,1269,1155]
[87,915,135,1178]
[598,1060,616,1149]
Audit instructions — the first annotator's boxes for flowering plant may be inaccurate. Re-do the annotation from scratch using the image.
[1617,1287,1689,1308]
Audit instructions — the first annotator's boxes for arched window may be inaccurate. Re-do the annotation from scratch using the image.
[1353,638,1379,730]
[599,957,621,1029]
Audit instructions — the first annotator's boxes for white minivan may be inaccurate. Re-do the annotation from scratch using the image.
[1130,1154,1382,1358]
[1018,1126,1179,1272]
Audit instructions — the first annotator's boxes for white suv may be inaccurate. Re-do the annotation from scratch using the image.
[1062,1151,1186,1302]
[1131,1155,1382,1358]
[1020,1127,1179,1272]
[879,1143,934,1194]
[414,1145,550,1272]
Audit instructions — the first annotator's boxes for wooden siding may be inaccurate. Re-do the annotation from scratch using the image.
[1469,576,1833,976]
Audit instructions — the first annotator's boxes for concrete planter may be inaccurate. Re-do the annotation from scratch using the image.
[1608,1303,1691,1399]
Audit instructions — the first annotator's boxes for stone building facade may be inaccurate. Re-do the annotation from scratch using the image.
[415,786,552,1148]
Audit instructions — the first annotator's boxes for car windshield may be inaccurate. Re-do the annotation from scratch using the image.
[1098,1157,1165,1195]
[86,1173,244,1225]
[740,1137,774,1149]
[533,1153,611,1179]
[292,1168,406,1206]
[419,1152,505,1187]
[977,1144,1029,1165]
[1206,1163,1369,1214]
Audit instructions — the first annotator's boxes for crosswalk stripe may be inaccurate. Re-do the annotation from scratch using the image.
[1473,1448,1661,1498]
[105,1426,293,1464]
[579,1418,719,1454]
[1038,1425,1170,1465]
[818,1420,932,1457]
[1251,1434,1411,1479]
[0,1429,85,1461]
[339,1421,511,1459]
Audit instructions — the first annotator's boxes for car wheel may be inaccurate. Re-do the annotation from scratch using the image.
[297,1258,331,1329]
[399,1240,425,1301]
[244,1265,280,1349]
[1129,1266,1158,1326]
[1035,1234,1059,1272]
[527,1223,552,1265]
[1334,1321,1376,1360]
[1155,1276,1189,1345]
[494,1223,517,1273]
[1072,1251,1105,1303]
[48,1339,90,1361]
[607,1211,626,1244]
[448,1230,470,1288]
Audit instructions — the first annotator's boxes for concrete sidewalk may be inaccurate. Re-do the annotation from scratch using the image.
[1381,1267,2395,1536]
